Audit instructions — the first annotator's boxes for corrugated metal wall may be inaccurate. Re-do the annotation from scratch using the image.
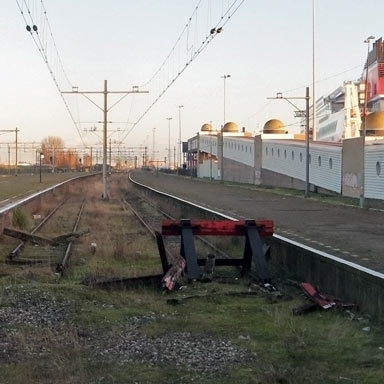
[262,141,342,193]
[365,144,384,200]
[193,134,384,199]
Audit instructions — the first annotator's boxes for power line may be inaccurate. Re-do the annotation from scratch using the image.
[282,63,364,94]
[15,0,86,146]
[119,0,246,143]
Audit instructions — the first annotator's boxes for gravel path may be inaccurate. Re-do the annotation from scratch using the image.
[0,286,251,375]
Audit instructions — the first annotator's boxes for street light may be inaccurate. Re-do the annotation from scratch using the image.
[220,74,231,184]
[166,117,172,169]
[39,152,44,183]
[267,87,311,197]
[360,35,375,208]
[177,105,184,170]
[221,74,231,124]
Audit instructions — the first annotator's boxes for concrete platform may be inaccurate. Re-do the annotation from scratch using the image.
[131,170,384,274]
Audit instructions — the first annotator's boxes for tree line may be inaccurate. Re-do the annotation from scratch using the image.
[41,136,92,169]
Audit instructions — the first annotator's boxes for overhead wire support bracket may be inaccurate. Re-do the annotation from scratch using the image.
[61,81,148,200]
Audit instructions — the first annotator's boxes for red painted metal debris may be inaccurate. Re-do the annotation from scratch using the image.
[300,282,336,310]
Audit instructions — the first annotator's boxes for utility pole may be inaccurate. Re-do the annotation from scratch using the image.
[221,74,231,124]
[8,145,10,175]
[0,128,19,176]
[109,137,112,174]
[312,0,317,141]
[144,146,148,167]
[152,127,156,163]
[220,75,230,183]
[90,146,93,171]
[52,145,55,173]
[210,140,213,181]
[62,81,148,199]
[219,127,224,183]
[305,87,310,198]
[267,88,311,197]
[15,127,18,176]
[173,146,176,170]
[360,35,375,208]
[177,105,184,169]
[166,117,172,169]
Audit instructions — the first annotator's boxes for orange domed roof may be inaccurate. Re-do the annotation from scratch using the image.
[223,121,238,132]
[263,119,285,134]
[201,123,213,132]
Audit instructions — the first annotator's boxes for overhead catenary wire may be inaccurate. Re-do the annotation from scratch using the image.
[119,0,247,144]
[15,0,87,146]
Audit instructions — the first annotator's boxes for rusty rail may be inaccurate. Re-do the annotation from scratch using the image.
[56,199,86,275]
[8,198,69,261]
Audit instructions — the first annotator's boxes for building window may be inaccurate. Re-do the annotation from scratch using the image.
[266,147,268,156]
[271,148,274,156]
[300,152,303,162]
[318,156,322,167]
[245,146,248,152]
[250,147,252,154]
[284,150,287,159]
[376,161,381,176]
[277,148,280,157]
[291,151,294,160]
[329,158,333,169]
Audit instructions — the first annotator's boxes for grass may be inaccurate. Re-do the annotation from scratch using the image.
[0,281,383,384]
[0,172,87,201]
[0,174,383,383]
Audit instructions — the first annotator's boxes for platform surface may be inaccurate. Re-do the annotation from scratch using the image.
[132,170,384,273]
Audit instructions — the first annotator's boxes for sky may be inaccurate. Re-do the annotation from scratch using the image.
[1,0,384,164]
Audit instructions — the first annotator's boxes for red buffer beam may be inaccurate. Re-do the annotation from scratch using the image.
[161,219,274,237]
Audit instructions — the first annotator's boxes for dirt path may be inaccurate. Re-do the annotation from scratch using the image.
[131,170,384,273]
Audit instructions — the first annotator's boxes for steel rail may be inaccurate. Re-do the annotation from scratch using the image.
[0,173,100,217]
[124,189,237,268]
[8,197,69,260]
[130,193,231,260]
[56,199,86,275]
[122,198,156,237]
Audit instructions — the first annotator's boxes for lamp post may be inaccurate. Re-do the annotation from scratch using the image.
[360,35,375,208]
[177,105,184,170]
[267,88,311,197]
[39,152,44,183]
[221,74,231,125]
[166,117,172,169]
[220,74,231,183]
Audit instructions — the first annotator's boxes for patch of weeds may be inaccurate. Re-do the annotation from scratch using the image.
[12,207,30,230]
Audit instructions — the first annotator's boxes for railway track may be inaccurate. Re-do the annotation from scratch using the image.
[5,197,86,276]
[122,193,234,265]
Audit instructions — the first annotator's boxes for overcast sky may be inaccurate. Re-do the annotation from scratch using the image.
[1,0,384,162]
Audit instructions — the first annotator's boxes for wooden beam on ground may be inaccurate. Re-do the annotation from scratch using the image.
[3,227,53,246]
